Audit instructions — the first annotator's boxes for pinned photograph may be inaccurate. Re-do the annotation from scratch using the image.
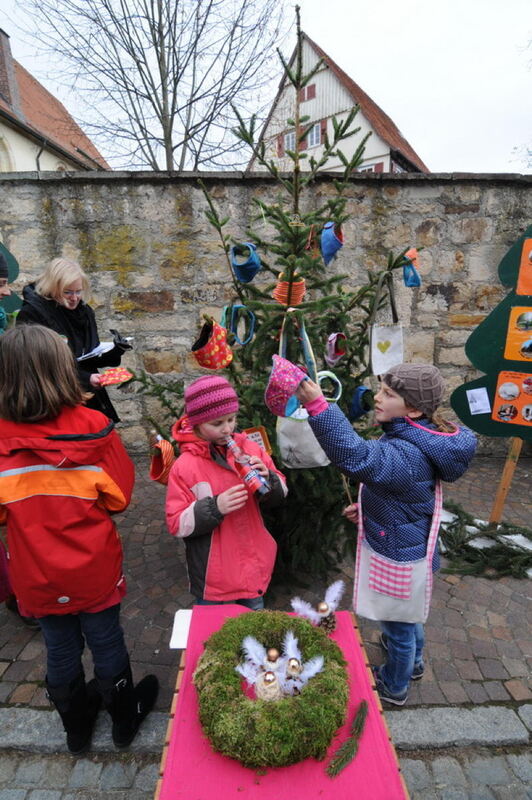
[521,404,532,422]
[523,376,532,395]
[516,311,532,331]
[497,381,520,400]
[519,338,532,359]
[497,404,518,421]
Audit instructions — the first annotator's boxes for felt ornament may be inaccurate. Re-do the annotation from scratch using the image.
[149,436,176,485]
[98,367,134,386]
[403,247,421,287]
[191,317,233,369]
[264,354,308,417]
[324,332,347,367]
[230,242,261,283]
[320,221,344,265]
[272,275,306,306]
[347,385,373,422]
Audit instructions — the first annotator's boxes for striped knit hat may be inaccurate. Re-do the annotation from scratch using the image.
[184,375,239,426]
[383,363,445,418]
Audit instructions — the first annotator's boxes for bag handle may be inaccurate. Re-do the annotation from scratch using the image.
[369,271,399,326]
[279,309,318,382]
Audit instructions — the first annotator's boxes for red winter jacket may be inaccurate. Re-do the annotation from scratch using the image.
[0,405,134,617]
[166,417,287,601]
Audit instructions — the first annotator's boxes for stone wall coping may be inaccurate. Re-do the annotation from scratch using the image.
[0,169,531,185]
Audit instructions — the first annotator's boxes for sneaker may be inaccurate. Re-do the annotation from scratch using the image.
[372,667,408,707]
[379,632,424,681]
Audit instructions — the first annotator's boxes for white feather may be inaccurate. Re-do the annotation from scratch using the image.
[282,630,302,662]
[324,580,345,611]
[235,661,259,687]
[241,635,266,668]
[298,655,324,686]
[291,597,321,625]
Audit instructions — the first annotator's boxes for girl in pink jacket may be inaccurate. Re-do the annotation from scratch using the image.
[166,376,287,608]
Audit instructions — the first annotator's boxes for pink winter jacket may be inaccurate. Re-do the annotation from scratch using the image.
[166,417,287,601]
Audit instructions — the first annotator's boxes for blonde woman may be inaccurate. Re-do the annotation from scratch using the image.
[17,258,131,421]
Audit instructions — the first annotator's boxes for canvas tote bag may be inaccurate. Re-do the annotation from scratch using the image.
[369,272,404,376]
[353,479,443,623]
[275,311,330,469]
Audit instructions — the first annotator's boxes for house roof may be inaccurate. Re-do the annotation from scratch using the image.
[252,32,428,173]
[302,33,428,173]
[0,58,109,170]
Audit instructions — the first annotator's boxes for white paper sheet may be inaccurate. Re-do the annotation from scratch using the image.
[466,387,491,415]
[169,609,193,649]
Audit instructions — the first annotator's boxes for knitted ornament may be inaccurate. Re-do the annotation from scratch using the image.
[184,375,239,426]
[383,363,444,418]
[272,276,306,306]
[191,318,233,369]
[264,355,307,417]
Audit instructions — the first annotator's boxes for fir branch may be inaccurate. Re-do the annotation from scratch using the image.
[326,700,368,778]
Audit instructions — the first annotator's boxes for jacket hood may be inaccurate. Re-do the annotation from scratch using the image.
[0,406,116,468]
[384,416,477,482]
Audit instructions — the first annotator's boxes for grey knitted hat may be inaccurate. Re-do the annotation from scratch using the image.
[0,253,8,280]
[383,363,445,417]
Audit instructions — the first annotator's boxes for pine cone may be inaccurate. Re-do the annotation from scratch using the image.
[319,612,337,633]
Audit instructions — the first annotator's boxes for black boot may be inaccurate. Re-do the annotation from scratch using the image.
[98,662,159,748]
[46,673,102,755]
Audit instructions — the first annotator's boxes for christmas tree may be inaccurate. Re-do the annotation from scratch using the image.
[451,224,532,440]
[136,7,417,579]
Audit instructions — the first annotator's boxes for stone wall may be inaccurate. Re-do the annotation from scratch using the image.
[1,170,531,454]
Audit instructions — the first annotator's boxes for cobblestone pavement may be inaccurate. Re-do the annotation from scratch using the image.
[0,454,531,798]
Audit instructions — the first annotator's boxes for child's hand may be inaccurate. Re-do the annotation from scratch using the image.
[296,378,324,405]
[248,456,268,478]
[342,503,359,524]
[216,485,248,515]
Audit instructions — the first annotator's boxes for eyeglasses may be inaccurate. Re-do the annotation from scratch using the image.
[63,290,83,297]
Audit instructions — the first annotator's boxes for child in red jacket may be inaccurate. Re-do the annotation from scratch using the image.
[0,325,158,754]
[166,375,287,608]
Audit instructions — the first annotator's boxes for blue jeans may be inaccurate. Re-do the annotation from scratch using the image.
[38,604,129,687]
[379,621,424,695]
[194,596,265,611]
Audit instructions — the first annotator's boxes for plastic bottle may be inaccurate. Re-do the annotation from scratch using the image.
[226,437,271,496]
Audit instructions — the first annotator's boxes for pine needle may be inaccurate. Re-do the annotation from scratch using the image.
[326,699,368,778]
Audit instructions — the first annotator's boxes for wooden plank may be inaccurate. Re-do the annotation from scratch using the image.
[350,613,410,800]
[489,436,523,524]
[156,650,187,798]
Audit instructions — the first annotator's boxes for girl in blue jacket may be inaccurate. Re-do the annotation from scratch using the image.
[297,363,476,706]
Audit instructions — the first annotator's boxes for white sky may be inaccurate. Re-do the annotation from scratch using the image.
[1,0,531,173]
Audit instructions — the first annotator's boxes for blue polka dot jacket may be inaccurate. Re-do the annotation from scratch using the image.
[308,404,477,569]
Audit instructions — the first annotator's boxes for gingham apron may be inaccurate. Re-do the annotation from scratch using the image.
[353,479,443,624]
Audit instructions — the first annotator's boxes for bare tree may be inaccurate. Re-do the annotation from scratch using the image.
[19,0,288,170]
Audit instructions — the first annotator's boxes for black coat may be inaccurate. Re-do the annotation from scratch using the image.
[17,284,124,422]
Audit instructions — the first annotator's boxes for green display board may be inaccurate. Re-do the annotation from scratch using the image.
[451,225,532,440]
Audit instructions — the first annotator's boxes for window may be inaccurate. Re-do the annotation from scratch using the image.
[306,122,321,148]
[284,131,296,152]
[298,84,316,102]
[358,162,384,173]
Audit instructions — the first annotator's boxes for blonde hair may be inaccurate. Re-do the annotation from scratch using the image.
[429,411,457,434]
[0,325,91,422]
[34,258,90,302]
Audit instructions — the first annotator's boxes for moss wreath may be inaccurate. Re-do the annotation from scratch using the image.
[193,610,349,768]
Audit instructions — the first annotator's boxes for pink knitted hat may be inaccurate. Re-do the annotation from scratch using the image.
[184,375,239,426]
